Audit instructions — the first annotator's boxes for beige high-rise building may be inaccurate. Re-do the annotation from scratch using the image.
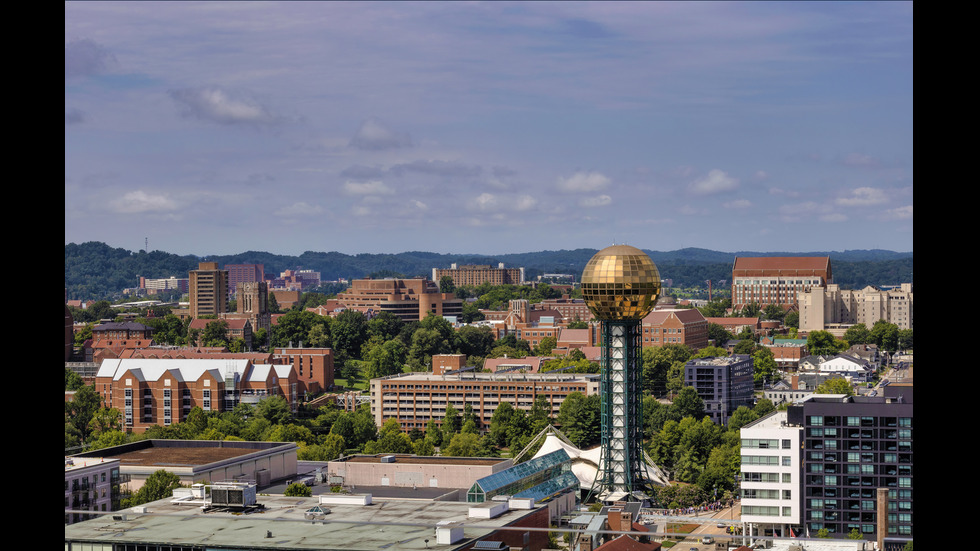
[189,262,229,319]
[432,263,524,288]
[798,283,913,332]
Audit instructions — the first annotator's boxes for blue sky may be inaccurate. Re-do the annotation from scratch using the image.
[65,2,913,257]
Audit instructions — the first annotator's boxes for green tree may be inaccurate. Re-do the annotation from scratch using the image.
[284,482,313,497]
[762,303,786,322]
[123,470,185,507]
[456,325,496,360]
[442,403,461,442]
[533,336,558,356]
[807,330,847,356]
[65,367,85,391]
[200,320,230,347]
[671,386,705,420]
[752,347,779,388]
[255,396,292,426]
[869,320,899,352]
[897,329,913,351]
[843,323,871,346]
[706,323,734,346]
[815,377,854,396]
[442,432,481,456]
[363,338,407,379]
[784,311,799,329]
[66,385,101,444]
[555,392,600,448]
[438,275,456,295]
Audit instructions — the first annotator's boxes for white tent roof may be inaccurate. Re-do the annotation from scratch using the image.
[529,429,669,489]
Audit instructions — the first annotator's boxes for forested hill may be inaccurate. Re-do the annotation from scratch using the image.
[64,241,913,301]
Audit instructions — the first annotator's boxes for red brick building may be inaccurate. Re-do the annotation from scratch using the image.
[731,256,832,311]
[640,308,709,350]
[272,346,335,396]
[95,358,298,433]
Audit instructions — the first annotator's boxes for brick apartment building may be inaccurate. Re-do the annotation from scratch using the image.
[95,358,298,433]
[370,371,600,431]
[272,346,335,396]
[640,308,709,350]
[85,321,156,362]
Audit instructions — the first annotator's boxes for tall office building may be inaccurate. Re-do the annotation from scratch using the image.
[189,262,229,319]
[580,245,661,502]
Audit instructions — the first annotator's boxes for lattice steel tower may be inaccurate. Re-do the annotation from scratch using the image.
[581,245,661,501]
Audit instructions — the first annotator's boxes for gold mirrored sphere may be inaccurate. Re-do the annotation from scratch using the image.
[581,244,661,320]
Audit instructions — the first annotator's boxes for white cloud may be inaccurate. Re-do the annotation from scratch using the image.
[274,202,323,216]
[580,194,612,207]
[884,205,913,220]
[514,195,538,211]
[169,87,282,125]
[842,153,878,167]
[836,187,888,206]
[723,199,752,209]
[690,169,738,195]
[819,213,848,222]
[777,201,830,222]
[108,191,177,214]
[557,171,611,193]
[474,192,498,211]
[343,180,394,195]
[349,118,413,150]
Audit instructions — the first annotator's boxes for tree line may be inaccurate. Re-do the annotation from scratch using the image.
[65,241,912,301]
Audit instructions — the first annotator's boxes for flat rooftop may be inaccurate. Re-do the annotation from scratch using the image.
[72,440,296,469]
[65,494,543,550]
[335,454,506,466]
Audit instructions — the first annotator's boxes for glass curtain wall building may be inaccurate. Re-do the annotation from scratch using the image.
[467,450,578,504]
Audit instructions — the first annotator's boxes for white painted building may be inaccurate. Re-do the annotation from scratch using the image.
[740,410,802,539]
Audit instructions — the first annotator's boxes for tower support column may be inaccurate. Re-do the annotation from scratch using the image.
[598,319,647,500]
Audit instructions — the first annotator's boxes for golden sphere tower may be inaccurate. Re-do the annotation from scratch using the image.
[581,245,662,502]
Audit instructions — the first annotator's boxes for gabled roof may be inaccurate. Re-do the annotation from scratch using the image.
[643,309,706,324]
[96,358,252,383]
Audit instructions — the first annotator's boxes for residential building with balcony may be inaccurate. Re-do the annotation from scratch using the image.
[65,457,122,524]
[370,371,600,431]
[790,388,913,549]
[739,410,802,539]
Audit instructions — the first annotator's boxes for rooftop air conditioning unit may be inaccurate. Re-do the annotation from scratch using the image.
[210,483,257,507]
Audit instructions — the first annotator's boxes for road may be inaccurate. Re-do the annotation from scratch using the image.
[661,503,742,551]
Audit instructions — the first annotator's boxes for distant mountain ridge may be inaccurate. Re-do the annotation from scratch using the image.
[64,241,913,301]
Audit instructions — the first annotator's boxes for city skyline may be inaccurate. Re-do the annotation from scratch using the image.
[66,2,913,257]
